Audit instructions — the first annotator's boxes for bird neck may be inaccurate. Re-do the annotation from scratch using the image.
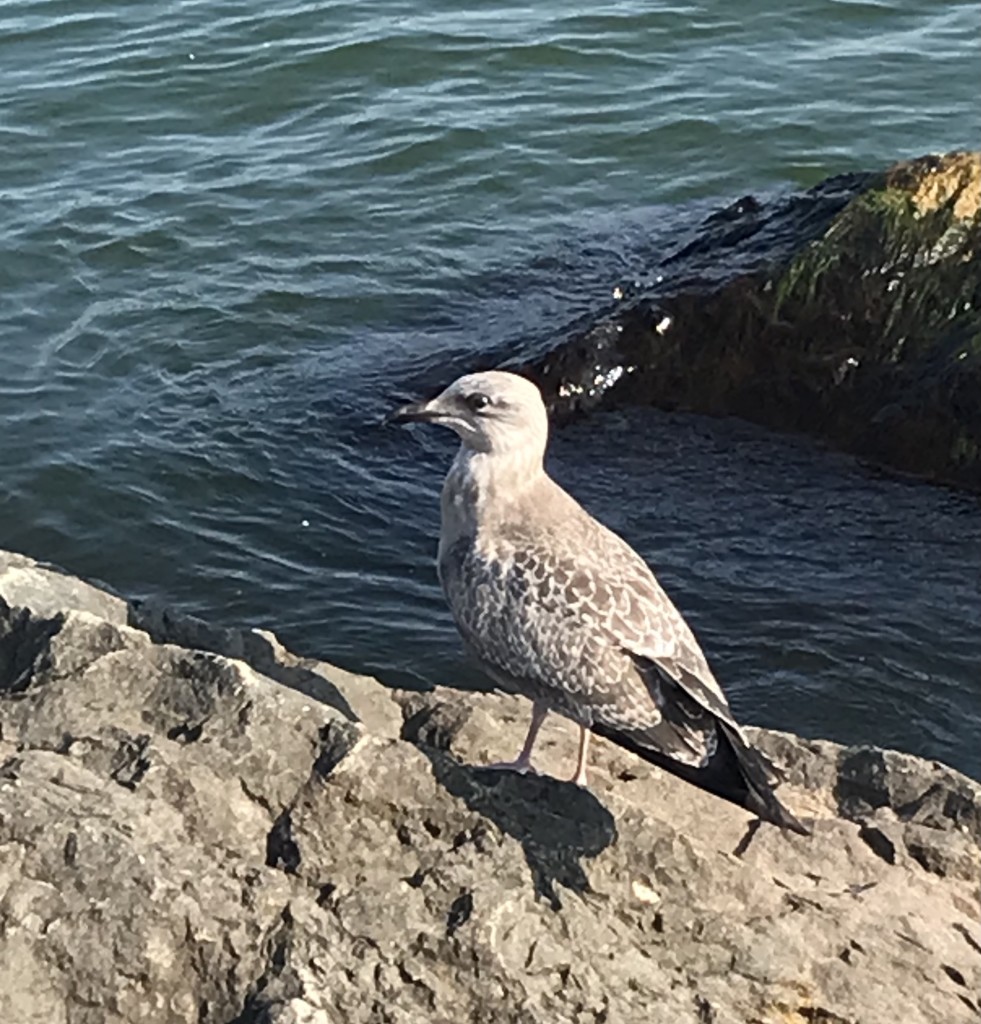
[442,445,545,537]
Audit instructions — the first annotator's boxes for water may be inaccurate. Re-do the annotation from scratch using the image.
[1,1,978,778]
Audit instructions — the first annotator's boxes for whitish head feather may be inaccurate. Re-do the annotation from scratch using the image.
[422,371,549,457]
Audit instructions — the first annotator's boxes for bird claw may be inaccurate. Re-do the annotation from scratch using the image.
[480,759,539,776]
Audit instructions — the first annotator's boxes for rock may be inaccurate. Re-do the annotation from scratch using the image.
[519,151,981,491]
[0,549,127,624]
[1,547,980,1023]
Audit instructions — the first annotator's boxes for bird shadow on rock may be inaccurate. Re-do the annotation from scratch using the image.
[401,696,617,910]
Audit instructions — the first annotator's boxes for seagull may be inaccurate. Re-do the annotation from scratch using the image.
[389,369,809,834]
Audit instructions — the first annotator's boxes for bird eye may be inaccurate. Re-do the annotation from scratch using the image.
[466,392,492,412]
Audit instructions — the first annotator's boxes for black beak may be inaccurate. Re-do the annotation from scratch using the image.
[383,399,441,426]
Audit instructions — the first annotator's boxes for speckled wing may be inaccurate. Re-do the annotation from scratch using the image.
[551,527,742,768]
[439,515,741,768]
[580,518,737,717]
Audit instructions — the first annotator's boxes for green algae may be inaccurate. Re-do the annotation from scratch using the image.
[534,153,981,491]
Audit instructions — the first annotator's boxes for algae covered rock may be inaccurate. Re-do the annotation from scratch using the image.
[527,152,981,491]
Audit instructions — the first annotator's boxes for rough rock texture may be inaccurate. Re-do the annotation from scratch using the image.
[521,151,981,491]
[1,548,980,1024]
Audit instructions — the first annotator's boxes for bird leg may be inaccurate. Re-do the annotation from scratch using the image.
[570,725,591,787]
[483,700,549,775]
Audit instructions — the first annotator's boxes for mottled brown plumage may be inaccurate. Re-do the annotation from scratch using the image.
[389,370,808,834]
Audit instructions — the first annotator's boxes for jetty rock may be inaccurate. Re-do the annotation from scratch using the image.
[518,151,981,492]
[1,547,979,1024]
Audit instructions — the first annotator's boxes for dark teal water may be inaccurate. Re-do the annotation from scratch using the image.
[1,1,978,777]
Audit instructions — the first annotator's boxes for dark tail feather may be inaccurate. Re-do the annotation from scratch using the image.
[592,720,811,836]
[718,724,811,835]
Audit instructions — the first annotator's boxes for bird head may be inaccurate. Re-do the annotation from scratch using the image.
[387,370,549,457]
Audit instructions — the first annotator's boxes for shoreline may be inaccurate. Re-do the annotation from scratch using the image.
[2,546,979,1022]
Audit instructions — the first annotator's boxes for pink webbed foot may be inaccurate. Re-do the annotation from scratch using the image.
[481,701,549,777]
[481,756,540,776]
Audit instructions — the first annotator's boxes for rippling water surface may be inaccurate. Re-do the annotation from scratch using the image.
[1,0,978,776]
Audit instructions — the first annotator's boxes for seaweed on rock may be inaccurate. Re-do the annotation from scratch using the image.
[523,152,981,491]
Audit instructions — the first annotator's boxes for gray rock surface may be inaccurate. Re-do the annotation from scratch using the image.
[1,548,979,1023]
